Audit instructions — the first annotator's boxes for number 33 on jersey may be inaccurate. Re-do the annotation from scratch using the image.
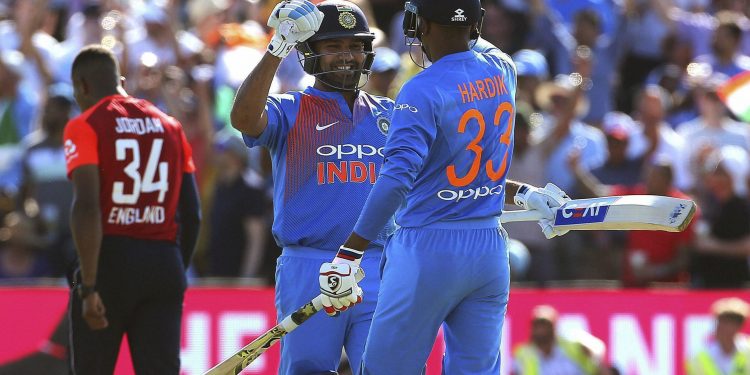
[63,95,195,242]
[381,49,517,227]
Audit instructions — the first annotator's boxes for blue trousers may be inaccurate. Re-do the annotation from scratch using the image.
[360,220,510,375]
[275,246,382,374]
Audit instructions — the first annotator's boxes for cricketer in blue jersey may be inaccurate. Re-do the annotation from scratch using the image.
[316,0,573,374]
[229,1,395,373]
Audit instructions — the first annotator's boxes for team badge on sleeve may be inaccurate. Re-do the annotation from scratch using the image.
[377,116,390,135]
[64,139,78,160]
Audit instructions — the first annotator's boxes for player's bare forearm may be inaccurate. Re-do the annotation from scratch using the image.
[342,232,371,252]
[71,166,103,286]
[505,180,524,204]
[230,52,282,138]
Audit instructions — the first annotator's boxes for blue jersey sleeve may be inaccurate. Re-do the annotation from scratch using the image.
[353,80,437,240]
[242,93,295,150]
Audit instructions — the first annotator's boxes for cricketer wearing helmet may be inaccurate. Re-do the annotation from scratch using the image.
[229,1,395,373]
[316,0,572,373]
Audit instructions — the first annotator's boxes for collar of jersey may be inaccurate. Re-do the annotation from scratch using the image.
[433,50,476,64]
[82,94,129,116]
[303,86,356,100]
[303,86,359,119]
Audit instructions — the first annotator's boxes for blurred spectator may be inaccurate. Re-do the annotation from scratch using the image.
[693,11,750,77]
[618,0,672,114]
[629,85,690,189]
[691,146,750,288]
[0,211,49,279]
[207,130,268,279]
[53,3,107,84]
[528,0,633,125]
[125,2,203,74]
[480,0,531,54]
[677,74,750,192]
[162,65,215,189]
[570,157,696,287]
[506,103,555,285]
[0,0,56,98]
[0,50,37,194]
[645,32,697,127]
[590,112,644,187]
[512,305,607,375]
[43,0,68,43]
[185,0,279,127]
[131,52,170,111]
[533,73,606,196]
[686,297,750,375]
[659,1,750,58]
[0,50,36,144]
[513,49,549,111]
[363,46,400,98]
[18,84,75,277]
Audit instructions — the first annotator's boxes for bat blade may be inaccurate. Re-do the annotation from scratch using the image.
[203,296,324,375]
[501,195,697,232]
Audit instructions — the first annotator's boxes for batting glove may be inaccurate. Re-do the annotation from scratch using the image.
[514,183,571,239]
[319,262,363,317]
[267,0,324,58]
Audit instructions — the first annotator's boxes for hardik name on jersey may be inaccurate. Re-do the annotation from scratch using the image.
[456,74,509,104]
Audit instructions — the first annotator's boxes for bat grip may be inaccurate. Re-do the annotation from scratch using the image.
[312,295,324,310]
[312,265,364,312]
[500,209,546,223]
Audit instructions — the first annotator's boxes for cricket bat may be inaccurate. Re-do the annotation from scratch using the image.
[500,195,696,232]
[203,295,325,375]
[204,269,363,375]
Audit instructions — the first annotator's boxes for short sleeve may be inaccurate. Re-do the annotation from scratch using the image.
[63,117,98,179]
[179,127,196,173]
[242,94,294,150]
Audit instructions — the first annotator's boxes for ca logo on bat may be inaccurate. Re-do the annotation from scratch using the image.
[556,202,610,225]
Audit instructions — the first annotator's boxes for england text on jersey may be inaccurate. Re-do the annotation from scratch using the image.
[107,205,166,225]
[114,117,165,135]
[457,75,509,104]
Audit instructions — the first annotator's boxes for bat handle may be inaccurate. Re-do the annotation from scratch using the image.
[310,264,364,312]
[312,295,324,310]
[500,209,546,223]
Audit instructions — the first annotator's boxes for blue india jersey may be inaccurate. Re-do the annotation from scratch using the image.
[379,47,517,228]
[243,86,395,250]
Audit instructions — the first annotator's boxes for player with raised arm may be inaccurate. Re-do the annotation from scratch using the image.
[316,0,572,373]
[64,45,200,374]
[229,0,394,373]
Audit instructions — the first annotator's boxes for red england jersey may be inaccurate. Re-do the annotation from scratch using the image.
[64,95,195,242]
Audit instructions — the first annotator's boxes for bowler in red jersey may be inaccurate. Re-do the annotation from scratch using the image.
[64,45,200,374]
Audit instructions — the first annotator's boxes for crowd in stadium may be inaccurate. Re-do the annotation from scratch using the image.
[0,0,749,290]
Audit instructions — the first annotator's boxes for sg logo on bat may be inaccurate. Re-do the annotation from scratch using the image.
[555,202,611,225]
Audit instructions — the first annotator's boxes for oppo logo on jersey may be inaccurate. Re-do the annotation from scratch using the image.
[316,144,384,159]
[437,184,504,202]
[316,143,384,185]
